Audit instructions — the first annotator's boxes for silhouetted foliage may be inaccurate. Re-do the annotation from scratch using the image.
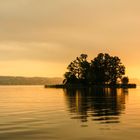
[64,54,90,85]
[64,53,126,85]
[91,53,125,84]
[121,76,129,84]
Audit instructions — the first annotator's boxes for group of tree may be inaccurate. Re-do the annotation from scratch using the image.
[63,53,129,85]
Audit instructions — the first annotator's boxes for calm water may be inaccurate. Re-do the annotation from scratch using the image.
[0,86,140,140]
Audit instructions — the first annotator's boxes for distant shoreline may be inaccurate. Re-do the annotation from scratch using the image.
[0,76,63,85]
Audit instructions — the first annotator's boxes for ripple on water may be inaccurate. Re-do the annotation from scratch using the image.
[0,86,139,140]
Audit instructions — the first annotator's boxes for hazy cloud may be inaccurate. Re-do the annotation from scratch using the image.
[0,0,140,77]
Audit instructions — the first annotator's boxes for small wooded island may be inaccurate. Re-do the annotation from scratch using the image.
[45,53,136,88]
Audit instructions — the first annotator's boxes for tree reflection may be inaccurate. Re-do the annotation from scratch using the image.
[63,88,128,124]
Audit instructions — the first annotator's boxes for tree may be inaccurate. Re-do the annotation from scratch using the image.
[90,53,125,84]
[121,77,129,84]
[63,72,77,84]
[64,54,90,84]
[108,56,125,84]
[90,53,110,84]
[64,53,126,85]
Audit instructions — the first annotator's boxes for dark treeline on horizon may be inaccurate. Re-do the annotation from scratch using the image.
[64,53,129,85]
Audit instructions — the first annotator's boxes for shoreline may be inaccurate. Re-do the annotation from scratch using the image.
[44,83,137,89]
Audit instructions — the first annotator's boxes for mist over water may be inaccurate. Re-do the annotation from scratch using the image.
[0,86,139,140]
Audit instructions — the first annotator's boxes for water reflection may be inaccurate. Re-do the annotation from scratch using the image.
[64,88,128,124]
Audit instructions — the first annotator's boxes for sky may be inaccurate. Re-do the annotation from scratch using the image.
[0,0,140,78]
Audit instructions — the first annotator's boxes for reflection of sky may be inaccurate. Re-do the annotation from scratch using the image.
[0,0,140,77]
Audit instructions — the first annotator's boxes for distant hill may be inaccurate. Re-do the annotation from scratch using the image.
[0,76,138,86]
[0,76,63,85]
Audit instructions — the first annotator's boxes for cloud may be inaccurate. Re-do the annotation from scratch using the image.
[0,0,140,77]
[0,0,140,44]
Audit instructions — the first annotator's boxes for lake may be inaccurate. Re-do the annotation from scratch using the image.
[0,86,140,140]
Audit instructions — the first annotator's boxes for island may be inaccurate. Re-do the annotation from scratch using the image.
[45,53,136,89]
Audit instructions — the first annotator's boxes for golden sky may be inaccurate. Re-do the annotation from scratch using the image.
[0,0,140,78]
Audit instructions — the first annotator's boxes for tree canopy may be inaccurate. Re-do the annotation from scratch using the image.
[64,53,126,85]
[121,76,129,84]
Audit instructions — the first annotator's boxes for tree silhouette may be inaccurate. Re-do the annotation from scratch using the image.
[64,53,126,85]
[64,54,90,85]
[90,53,110,84]
[91,53,125,84]
[121,76,129,84]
